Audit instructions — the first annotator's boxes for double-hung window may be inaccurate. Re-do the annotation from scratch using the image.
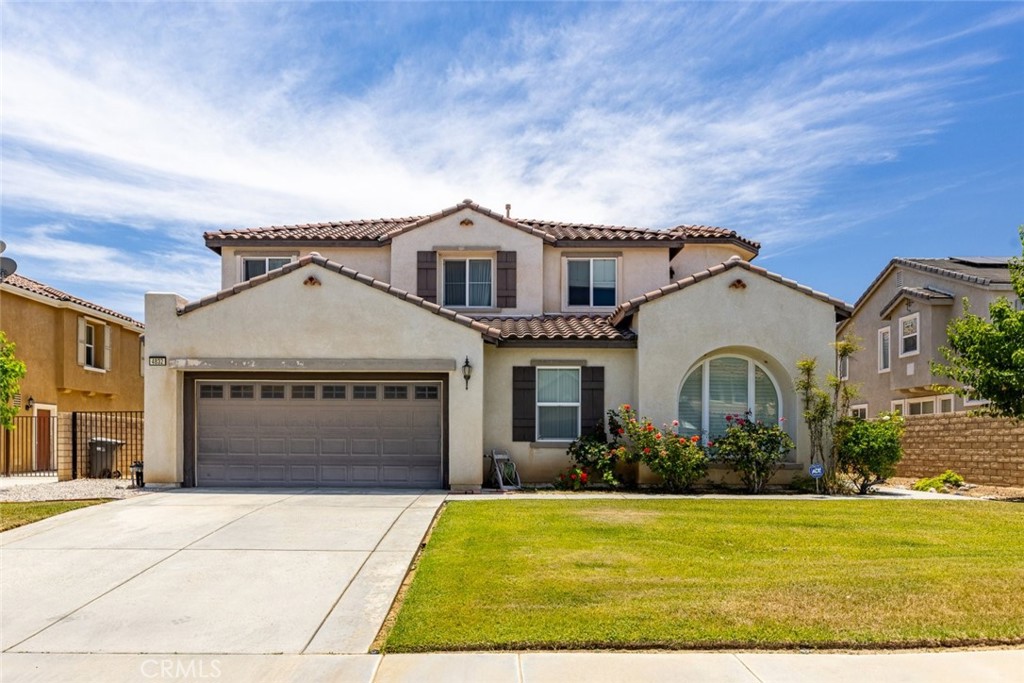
[243,256,292,281]
[567,258,616,307]
[84,323,97,368]
[898,313,919,357]
[536,367,580,441]
[878,328,891,372]
[443,258,492,307]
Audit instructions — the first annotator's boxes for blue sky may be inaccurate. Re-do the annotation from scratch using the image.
[2,2,1022,321]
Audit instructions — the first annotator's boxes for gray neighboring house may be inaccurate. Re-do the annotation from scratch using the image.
[839,257,1017,418]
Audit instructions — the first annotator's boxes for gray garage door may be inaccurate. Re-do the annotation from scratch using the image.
[195,381,443,487]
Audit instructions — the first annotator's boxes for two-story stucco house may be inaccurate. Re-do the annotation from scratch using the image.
[838,257,1016,419]
[144,199,850,490]
[1,273,145,471]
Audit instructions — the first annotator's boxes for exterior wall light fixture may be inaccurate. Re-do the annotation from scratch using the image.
[462,357,473,390]
[26,396,35,411]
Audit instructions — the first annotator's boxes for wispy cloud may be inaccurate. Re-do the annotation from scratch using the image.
[1,2,1020,318]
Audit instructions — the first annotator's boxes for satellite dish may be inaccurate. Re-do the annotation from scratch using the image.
[0,240,6,253]
[0,256,17,281]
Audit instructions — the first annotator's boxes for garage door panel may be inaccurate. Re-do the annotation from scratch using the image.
[197,381,442,488]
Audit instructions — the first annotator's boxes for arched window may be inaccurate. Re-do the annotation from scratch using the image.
[678,356,782,440]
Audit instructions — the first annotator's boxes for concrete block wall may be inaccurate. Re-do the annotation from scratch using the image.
[897,414,1024,487]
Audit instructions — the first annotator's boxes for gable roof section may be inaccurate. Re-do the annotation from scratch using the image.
[609,256,852,326]
[878,286,954,319]
[203,199,759,254]
[177,253,502,341]
[475,315,636,345]
[2,274,144,329]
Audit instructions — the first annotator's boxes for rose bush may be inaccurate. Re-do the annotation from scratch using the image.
[608,405,708,492]
[714,413,795,494]
[554,465,589,491]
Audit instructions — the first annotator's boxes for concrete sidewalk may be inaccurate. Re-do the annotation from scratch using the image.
[2,650,1021,682]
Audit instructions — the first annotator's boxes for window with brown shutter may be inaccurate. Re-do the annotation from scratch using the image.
[580,366,605,435]
[497,251,517,308]
[512,366,535,441]
[417,251,437,303]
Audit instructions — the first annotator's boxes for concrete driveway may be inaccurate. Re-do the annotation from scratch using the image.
[1,488,445,657]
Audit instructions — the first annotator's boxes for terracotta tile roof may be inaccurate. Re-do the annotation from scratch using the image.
[609,256,852,325]
[878,286,954,319]
[203,199,759,252]
[177,254,502,340]
[896,257,1011,286]
[1,273,144,328]
[475,315,636,343]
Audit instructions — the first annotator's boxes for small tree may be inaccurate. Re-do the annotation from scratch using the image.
[931,227,1024,418]
[714,412,795,494]
[837,412,904,494]
[794,335,860,494]
[0,332,27,429]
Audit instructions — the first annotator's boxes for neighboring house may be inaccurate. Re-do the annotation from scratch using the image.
[0,274,145,470]
[839,257,1016,419]
[144,199,850,490]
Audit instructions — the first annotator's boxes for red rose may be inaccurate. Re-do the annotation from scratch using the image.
[655,432,663,440]
[623,404,631,411]
[570,473,577,480]
[726,415,733,422]
[679,438,686,444]
[617,428,625,435]
[643,447,651,455]
[690,435,700,443]
[707,441,715,447]
[581,472,588,482]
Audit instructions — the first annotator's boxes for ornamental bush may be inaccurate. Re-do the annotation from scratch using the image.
[714,412,795,494]
[565,423,620,487]
[554,465,589,491]
[608,405,709,492]
[913,469,965,492]
[837,412,905,494]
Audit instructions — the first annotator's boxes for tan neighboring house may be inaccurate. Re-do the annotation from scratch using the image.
[0,274,145,471]
[838,257,1016,419]
[145,199,851,490]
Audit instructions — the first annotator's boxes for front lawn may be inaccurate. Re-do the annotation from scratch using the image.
[384,499,1024,651]
[0,500,109,532]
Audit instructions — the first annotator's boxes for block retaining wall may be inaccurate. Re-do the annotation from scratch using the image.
[897,414,1023,487]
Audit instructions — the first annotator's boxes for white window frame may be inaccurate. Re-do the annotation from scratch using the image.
[442,256,494,308]
[535,366,581,442]
[906,396,936,416]
[850,404,868,420]
[565,257,618,309]
[890,399,905,416]
[877,327,891,373]
[937,394,955,414]
[239,255,296,281]
[898,312,920,358]
[78,317,110,372]
[838,354,849,381]
[678,355,786,444]
[84,323,97,368]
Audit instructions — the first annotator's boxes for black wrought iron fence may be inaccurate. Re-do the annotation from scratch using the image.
[1,414,58,476]
[1,411,143,479]
[71,411,144,480]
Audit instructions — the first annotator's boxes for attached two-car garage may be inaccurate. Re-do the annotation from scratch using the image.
[194,379,444,488]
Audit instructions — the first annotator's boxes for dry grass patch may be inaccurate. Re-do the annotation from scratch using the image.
[383,499,1024,652]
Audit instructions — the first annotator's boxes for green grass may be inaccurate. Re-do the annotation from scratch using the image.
[0,499,109,532]
[384,500,1024,651]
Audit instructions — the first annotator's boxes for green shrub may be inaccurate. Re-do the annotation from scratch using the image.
[837,412,905,494]
[608,405,709,492]
[913,470,966,492]
[554,465,590,490]
[713,412,796,494]
[565,424,619,488]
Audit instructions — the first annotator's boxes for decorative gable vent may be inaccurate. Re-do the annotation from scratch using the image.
[896,271,903,289]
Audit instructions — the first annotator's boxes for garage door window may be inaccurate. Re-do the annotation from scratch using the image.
[291,385,316,399]
[353,385,377,400]
[200,385,223,399]
[261,385,285,399]
[230,385,254,399]
[384,386,408,400]
[322,385,346,399]
[415,385,439,400]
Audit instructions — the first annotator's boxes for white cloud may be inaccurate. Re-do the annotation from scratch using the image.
[0,1,1020,316]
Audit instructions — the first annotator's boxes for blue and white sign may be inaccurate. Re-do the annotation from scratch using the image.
[809,463,825,479]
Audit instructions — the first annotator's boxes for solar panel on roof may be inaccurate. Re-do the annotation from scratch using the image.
[949,257,1011,266]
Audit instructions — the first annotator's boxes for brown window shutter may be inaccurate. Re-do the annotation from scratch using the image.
[417,251,437,303]
[496,251,517,308]
[580,366,605,435]
[512,366,535,442]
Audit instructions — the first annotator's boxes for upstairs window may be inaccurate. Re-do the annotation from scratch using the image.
[567,258,617,307]
[443,258,492,307]
[878,328,891,373]
[838,354,849,380]
[243,256,292,281]
[77,318,111,371]
[899,313,919,357]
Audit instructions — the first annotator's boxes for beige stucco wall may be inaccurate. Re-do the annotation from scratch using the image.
[144,263,486,488]
[634,269,838,471]
[542,247,670,314]
[670,244,753,278]
[482,346,636,483]
[0,288,144,413]
[219,246,391,289]
[840,265,1013,416]
[390,209,545,315]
